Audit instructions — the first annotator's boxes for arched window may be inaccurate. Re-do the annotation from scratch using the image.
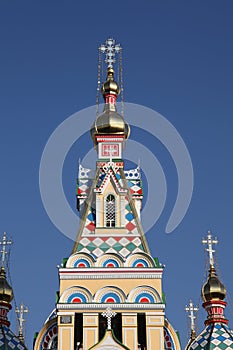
[106,194,116,227]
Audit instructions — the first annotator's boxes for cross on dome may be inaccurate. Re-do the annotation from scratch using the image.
[185,300,198,332]
[106,145,116,163]
[202,231,218,267]
[102,307,116,330]
[0,232,12,269]
[99,38,121,68]
[15,302,29,339]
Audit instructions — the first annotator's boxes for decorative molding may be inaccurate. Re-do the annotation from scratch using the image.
[59,272,163,280]
[57,303,165,310]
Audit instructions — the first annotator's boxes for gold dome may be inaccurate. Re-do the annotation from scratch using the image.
[101,67,120,96]
[202,265,226,302]
[0,267,13,303]
[91,67,130,142]
[90,110,130,142]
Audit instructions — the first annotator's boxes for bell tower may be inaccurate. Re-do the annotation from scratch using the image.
[34,38,181,350]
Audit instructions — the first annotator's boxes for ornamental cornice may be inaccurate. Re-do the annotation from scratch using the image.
[56,303,165,311]
[59,269,163,280]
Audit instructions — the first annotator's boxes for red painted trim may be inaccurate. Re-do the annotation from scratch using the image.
[205,318,228,325]
[203,300,226,307]
[59,268,163,274]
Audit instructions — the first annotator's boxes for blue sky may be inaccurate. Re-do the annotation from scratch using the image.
[1,1,233,348]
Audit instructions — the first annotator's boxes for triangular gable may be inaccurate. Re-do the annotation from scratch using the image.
[89,330,129,350]
[95,166,127,195]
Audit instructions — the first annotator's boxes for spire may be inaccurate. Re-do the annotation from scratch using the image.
[0,232,12,269]
[0,232,13,327]
[15,302,29,343]
[91,38,130,145]
[185,300,198,341]
[201,231,227,325]
[187,232,233,350]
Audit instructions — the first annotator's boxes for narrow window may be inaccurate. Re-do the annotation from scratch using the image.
[74,313,83,350]
[137,313,147,349]
[106,194,116,227]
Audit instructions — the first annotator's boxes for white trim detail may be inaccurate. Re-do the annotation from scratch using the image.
[57,303,165,310]
[59,272,163,280]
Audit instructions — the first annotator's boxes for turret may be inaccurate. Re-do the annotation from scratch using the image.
[187,231,233,350]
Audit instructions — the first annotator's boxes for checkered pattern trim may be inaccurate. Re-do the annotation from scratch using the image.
[82,207,96,234]
[125,167,143,198]
[125,202,139,234]
[190,323,233,350]
[77,236,145,258]
[76,164,94,209]
[0,326,26,349]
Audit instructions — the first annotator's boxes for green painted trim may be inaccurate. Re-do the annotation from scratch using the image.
[162,292,166,304]
[88,329,130,350]
[62,258,68,267]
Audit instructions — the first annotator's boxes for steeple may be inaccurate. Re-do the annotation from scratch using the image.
[187,231,233,350]
[0,232,28,350]
[201,231,227,325]
[0,232,13,327]
[90,38,130,146]
[34,37,181,350]
[15,302,29,343]
[185,300,198,348]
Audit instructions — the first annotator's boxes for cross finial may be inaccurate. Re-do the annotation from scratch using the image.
[15,303,29,341]
[107,145,116,163]
[202,230,218,266]
[99,38,122,68]
[102,307,116,330]
[185,300,198,333]
[0,232,12,269]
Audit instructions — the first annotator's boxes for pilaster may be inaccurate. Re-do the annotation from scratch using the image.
[83,313,99,350]
[122,313,138,350]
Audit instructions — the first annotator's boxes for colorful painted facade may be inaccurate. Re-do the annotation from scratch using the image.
[33,38,181,350]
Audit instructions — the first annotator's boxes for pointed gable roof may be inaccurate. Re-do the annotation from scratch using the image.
[89,330,129,350]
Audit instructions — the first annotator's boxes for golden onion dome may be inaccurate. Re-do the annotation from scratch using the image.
[202,265,226,302]
[90,110,130,142]
[101,67,120,96]
[0,267,13,303]
[91,67,130,143]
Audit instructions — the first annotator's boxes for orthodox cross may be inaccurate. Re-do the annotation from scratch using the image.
[107,145,116,163]
[15,303,29,339]
[185,300,198,332]
[99,38,121,68]
[102,307,116,330]
[202,231,218,266]
[0,232,12,268]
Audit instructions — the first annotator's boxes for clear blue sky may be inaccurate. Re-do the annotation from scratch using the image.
[0,1,233,349]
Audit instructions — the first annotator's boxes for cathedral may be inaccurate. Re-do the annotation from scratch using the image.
[1,38,233,350]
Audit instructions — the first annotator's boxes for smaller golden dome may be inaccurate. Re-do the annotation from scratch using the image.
[202,265,226,302]
[101,67,120,96]
[0,267,13,303]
